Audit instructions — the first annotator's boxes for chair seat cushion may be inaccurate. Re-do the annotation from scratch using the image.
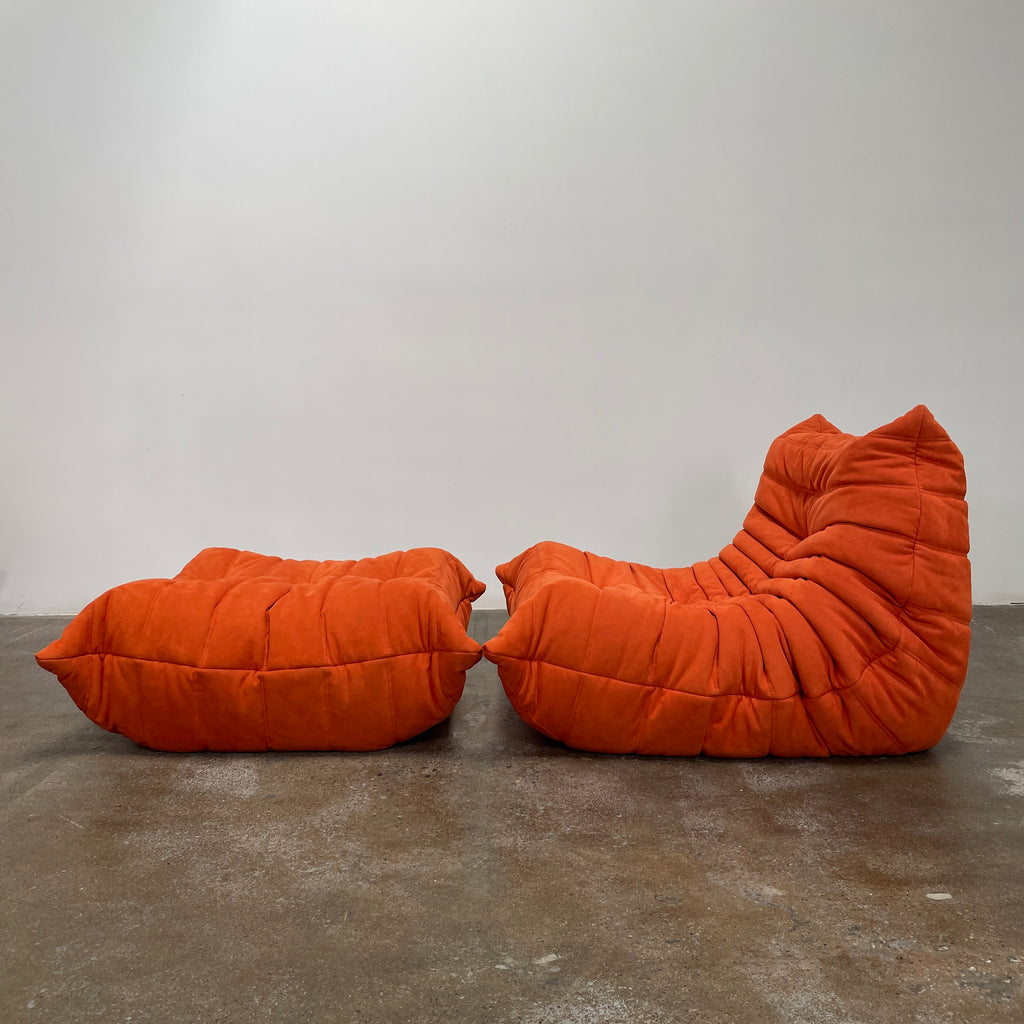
[36,547,485,751]
[483,406,971,757]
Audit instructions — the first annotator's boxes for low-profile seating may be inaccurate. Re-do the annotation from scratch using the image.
[483,405,971,757]
[37,547,485,751]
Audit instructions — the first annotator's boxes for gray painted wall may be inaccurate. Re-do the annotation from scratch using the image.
[2,1,1021,611]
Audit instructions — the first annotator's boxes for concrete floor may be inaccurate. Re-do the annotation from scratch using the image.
[2,608,1022,1024]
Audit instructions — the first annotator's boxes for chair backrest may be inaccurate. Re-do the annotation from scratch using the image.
[743,404,970,616]
[728,405,972,748]
[724,403,970,749]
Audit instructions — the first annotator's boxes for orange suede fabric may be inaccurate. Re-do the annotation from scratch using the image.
[37,548,485,751]
[483,406,971,756]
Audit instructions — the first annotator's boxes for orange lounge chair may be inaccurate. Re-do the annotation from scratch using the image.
[37,547,485,751]
[483,406,971,756]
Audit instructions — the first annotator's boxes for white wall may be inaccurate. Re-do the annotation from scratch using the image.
[2,0,1022,612]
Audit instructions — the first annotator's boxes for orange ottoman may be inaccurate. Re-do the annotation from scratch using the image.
[37,547,485,751]
[484,406,971,757]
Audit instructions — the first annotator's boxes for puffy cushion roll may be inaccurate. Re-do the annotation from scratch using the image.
[483,405,971,757]
[37,547,486,751]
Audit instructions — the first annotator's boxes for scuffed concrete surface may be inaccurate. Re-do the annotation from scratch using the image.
[2,608,1022,1024]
